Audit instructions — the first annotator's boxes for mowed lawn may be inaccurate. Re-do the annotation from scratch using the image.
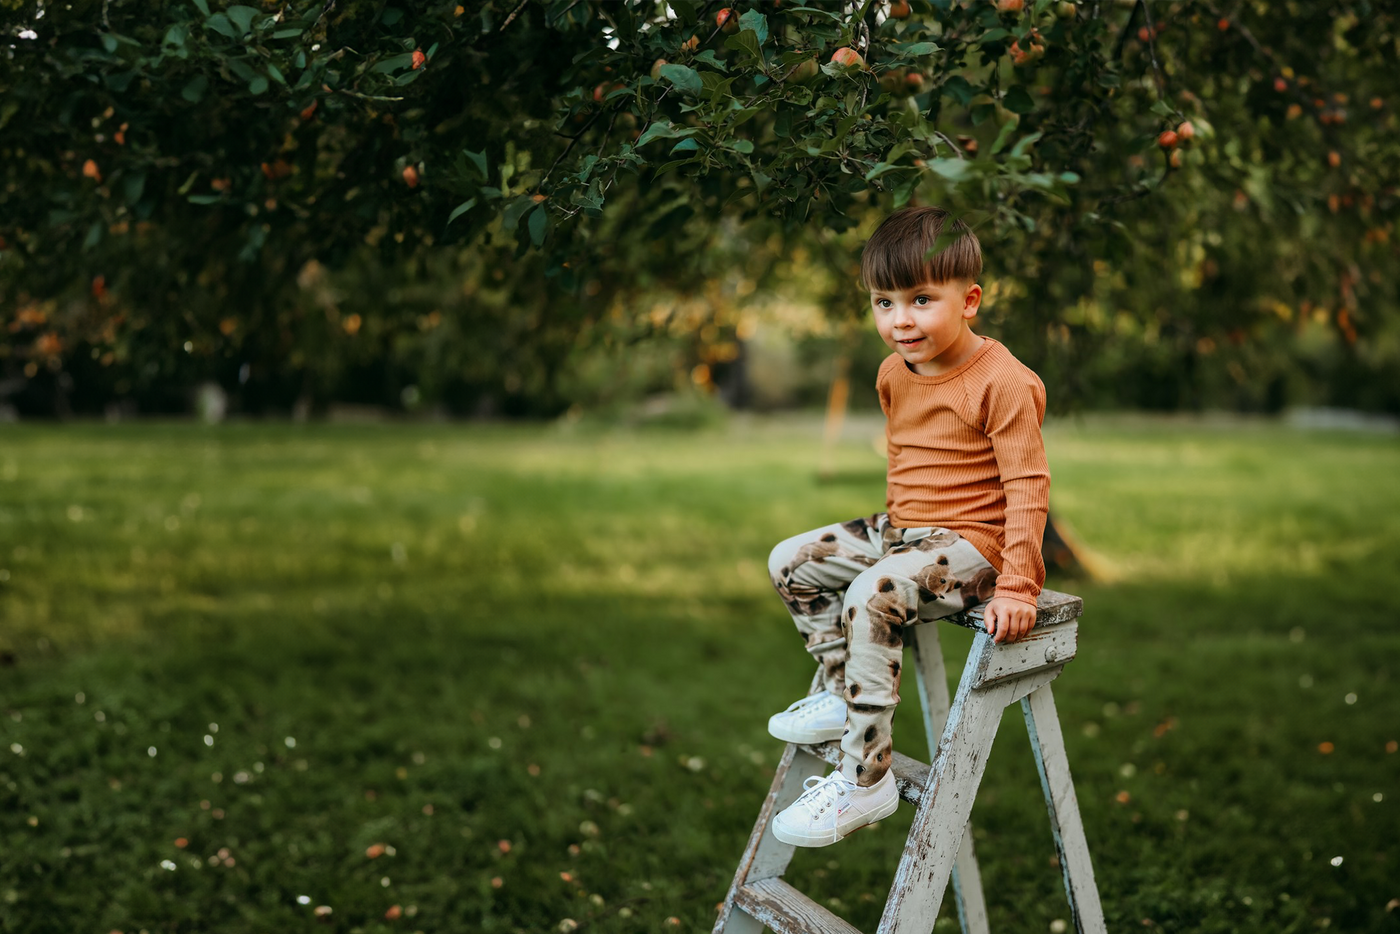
[1,416,1397,934]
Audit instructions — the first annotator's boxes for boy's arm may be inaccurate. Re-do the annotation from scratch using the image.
[981,370,1051,619]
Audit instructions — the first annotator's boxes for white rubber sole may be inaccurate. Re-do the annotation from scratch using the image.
[772,793,899,848]
[766,716,845,745]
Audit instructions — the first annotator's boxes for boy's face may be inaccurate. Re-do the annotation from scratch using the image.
[870,277,982,375]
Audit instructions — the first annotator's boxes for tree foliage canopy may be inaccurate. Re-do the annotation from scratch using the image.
[2,0,1397,415]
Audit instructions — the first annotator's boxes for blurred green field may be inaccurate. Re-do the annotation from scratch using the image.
[1,416,1397,934]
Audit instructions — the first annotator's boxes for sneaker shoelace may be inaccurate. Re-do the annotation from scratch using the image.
[792,771,857,821]
[781,692,843,723]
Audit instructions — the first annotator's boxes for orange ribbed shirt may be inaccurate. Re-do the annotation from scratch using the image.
[877,337,1050,606]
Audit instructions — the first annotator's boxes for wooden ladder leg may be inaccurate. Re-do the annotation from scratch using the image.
[910,625,989,934]
[880,634,1062,934]
[714,668,835,934]
[1021,685,1108,934]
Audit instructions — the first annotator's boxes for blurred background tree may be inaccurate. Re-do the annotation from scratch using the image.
[1,0,1396,417]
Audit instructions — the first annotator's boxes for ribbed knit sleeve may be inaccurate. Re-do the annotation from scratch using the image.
[975,365,1050,606]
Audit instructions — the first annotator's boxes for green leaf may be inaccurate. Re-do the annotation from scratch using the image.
[123,171,147,205]
[636,122,678,147]
[187,194,223,204]
[942,75,975,106]
[83,221,103,251]
[373,53,415,74]
[163,24,187,48]
[1150,99,1175,118]
[729,139,754,154]
[381,7,404,25]
[669,138,700,156]
[782,5,843,20]
[528,206,549,246]
[272,28,303,39]
[182,75,209,102]
[991,119,1018,154]
[463,149,489,179]
[192,0,210,15]
[901,41,939,56]
[658,64,703,96]
[267,63,286,85]
[225,5,259,35]
[723,29,763,65]
[751,170,773,193]
[1009,130,1043,158]
[738,10,769,45]
[248,75,269,95]
[926,158,970,181]
[447,198,477,226]
[692,50,728,72]
[204,13,236,37]
[501,197,534,232]
[1003,85,1035,114]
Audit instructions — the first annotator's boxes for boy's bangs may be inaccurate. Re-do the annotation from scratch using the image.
[860,207,982,293]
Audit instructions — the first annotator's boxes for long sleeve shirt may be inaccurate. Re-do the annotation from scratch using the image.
[876,337,1050,606]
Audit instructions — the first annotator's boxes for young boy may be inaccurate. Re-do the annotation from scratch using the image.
[764,205,1050,847]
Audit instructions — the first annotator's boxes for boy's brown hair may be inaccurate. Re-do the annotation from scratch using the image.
[859,206,983,293]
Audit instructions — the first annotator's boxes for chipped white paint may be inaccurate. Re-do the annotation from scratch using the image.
[717,593,1104,934]
[910,621,990,934]
[972,621,1078,689]
[1023,684,1108,934]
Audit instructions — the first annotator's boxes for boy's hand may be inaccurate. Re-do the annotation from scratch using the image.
[983,596,1036,644]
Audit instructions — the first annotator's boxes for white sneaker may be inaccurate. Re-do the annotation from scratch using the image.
[767,691,847,744]
[771,768,899,848]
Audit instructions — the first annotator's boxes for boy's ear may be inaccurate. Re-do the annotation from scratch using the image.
[962,281,982,319]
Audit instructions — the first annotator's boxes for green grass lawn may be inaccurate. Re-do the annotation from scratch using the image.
[1,416,1397,933]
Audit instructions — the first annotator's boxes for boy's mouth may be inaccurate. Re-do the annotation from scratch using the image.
[897,337,924,346]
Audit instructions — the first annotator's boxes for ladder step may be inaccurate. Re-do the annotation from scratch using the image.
[733,878,864,934]
[796,740,930,805]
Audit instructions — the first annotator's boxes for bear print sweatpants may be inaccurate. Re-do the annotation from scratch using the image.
[769,513,998,787]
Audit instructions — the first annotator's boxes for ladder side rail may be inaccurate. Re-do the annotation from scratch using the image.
[1021,684,1108,934]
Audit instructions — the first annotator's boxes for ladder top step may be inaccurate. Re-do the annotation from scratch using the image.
[798,740,930,805]
[945,587,1082,632]
[733,877,864,934]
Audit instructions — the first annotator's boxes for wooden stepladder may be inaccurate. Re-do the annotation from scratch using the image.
[714,589,1106,934]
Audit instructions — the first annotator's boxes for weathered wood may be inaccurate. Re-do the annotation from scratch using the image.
[717,593,1104,934]
[879,631,1063,934]
[733,878,865,934]
[942,587,1083,633]
[798,741,929,805]
[971,621,1078,689]
[910,623,990,934]
[713,741,831,934]
[1022,685,1109,934]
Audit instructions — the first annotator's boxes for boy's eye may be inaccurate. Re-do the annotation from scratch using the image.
[915,296,929,304]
